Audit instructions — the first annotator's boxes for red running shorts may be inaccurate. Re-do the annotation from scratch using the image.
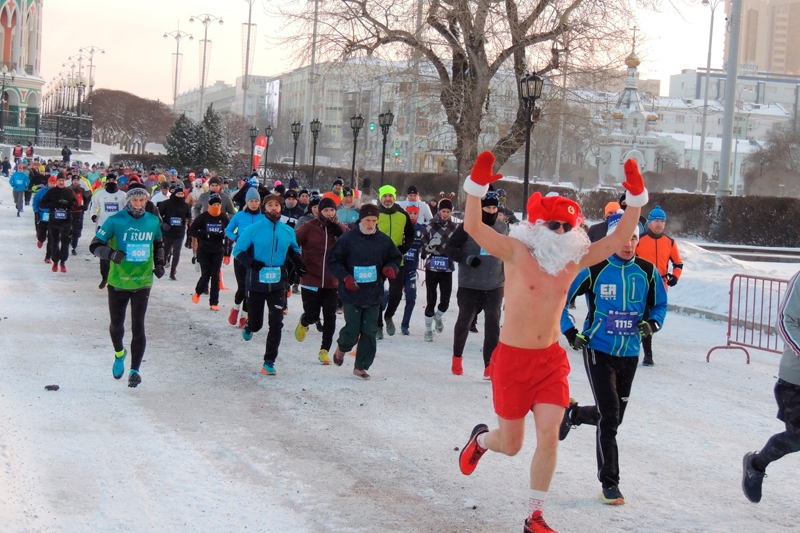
[490,341,570,419]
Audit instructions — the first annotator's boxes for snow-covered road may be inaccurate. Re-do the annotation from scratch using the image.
[1,180,798,532]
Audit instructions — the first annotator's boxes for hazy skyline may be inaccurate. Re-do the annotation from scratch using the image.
[41,1,727,104]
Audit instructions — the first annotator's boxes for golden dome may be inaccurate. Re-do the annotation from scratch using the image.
[625,52,641,68]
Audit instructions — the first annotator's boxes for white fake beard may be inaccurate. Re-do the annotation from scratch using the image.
[509,221,590,276]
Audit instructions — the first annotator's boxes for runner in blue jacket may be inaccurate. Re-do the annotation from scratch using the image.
[558,217,667,506]
[225,187,266,327]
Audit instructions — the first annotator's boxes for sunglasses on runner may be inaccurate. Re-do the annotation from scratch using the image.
[546,221,573,232]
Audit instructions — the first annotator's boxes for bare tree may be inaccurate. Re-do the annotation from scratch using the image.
[219,111,252,153]
[274,0,641,179]
[89,89,174,152]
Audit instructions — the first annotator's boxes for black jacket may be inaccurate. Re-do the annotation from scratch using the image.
[446,219,507,291]
[188,211,229,254]
[40,186,78,224]
[158,195,193,239]
[328,224,402,307]
[587,220,609,243]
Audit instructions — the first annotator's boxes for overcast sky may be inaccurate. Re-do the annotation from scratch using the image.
[41,0,725,103]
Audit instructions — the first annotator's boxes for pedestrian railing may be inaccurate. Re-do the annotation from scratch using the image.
[706,274,789,364]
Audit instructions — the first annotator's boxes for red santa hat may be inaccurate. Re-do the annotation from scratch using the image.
[526,192,583,228]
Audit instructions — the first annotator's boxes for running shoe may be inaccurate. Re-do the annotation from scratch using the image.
[424,329,434,342]
[228,308,239,326]
[44,257,51,264]
[559,400,578,441]
[451,356,463,375]
[295,316,309,342]
[385,317,396,336]
[37,240,43,249]
[71,248,77,256]
[333,347,345,366]
[192,293,200,304]
[169,274,177,281]
[128,369,141,388]
[353,368,370,380]
[52,262,58,272]
[315,320,323,333]
[210,305,220,311]
[238,315,247,329]
[376,327,383,340]
[60,264,67,273]
[483,367,491,380]
[459,423,488,475]
[99,278,107,289]
[601,485,625,505]
[242,327,253,341]
[318,349,331,365]
[434,311,444,333]
[401,326,410,336]
[524,511,558,533]
[113,349,127,379]
[470,322,479,333]
[261,362,276,375]
[642,355,654,366]
[742,452,766,503]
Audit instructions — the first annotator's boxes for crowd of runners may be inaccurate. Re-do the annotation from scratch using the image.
[6,150,799,533]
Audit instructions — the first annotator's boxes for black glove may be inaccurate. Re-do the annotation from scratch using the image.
[91,215,97,223]
[191,256,197,265]
[251,260,267,271]
[161,222,171,233]
[638,320,659,338]
[153,264,165,278]
[109,249,126,264]
[466,255,482,268]
[566,328,589,351]
[666,273,678,287]
[327,222,343,237]
[293,257,307,277]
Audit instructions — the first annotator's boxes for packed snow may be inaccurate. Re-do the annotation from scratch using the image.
[1,176,798,532]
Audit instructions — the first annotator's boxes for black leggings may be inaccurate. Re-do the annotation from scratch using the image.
[754,379,800,471]
[195,249,224,305]
[452,286,503,365]
[300,287,338,351]
[378,266,405,326]
[424,270,452,317]
[246,288,286,363]
[48,222,72,264]
[71,212,84,249]
[233,258,249,311]
[163,236,184,275]
[108,286,151,371]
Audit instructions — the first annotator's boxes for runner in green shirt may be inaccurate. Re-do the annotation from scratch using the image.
[90,187,166,387]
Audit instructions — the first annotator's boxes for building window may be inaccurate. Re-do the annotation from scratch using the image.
[675,114,684,123]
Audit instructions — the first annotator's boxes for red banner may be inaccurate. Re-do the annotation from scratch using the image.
[253,136,267,169]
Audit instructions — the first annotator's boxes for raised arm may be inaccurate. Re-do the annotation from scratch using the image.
[463,152,515,262]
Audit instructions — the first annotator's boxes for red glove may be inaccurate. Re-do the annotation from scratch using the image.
[344,275,359,291]
[463,151,503,197]
[622,159,649,207]
[382,266,396,280]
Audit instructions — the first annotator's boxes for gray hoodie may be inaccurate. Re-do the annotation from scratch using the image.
[445,218,507,291]
[779,271,800,386]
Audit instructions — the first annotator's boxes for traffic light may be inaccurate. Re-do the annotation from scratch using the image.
[394,148,399,156]
[370,122,375,131]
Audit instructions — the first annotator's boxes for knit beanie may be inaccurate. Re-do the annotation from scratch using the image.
[318,197,337,212]
[438,198,454,211]
[647,205,666,222]
[481,191,499,208]
[607,210,640,240]
[208,193,222,205]
[245,187,261,203]
[126,186,149,203]
[358,203,380,220]
[378,184,396,199]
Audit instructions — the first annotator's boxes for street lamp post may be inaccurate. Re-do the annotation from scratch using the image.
[696,0,723,193]
[309,118,322,188]
[378,110,394,182]
[0,65,16,135]
[78,45,105,101]
[263,124,273,183]
[163,28,193,113]
[290,121,303,181]
[349,114,364,189]
[249,125,259,173]
[189,13,224,121]
[75,76,86,148]
[519,72,544,220]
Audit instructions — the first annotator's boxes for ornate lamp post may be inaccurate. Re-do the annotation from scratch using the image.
[309,118,322,188]
[519,72,544,220]
[378,110,394,182]
[0,65,16,134]
[76,76,86,148]
[249,125,259,173]
[163,29,193,112]
[290,121,303,180]
[349,114,364,189]
[78,45,105,101]
[263,124,273,181]
[189,13,224,120]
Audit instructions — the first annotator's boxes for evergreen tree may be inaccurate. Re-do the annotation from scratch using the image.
[197,105,231,170]
[164,114,200,170]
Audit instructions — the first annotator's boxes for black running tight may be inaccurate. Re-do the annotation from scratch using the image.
[108,286,151,371]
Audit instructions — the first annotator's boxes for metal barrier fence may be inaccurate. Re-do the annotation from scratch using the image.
[706,274,789,364]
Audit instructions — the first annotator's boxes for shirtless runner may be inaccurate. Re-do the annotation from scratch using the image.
[457,152,648,533]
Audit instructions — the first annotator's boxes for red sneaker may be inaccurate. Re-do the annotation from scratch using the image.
[458,423,488,475]
[451,356,463,375]
[238,315,247,329]
[191,293,200,304]
[228,308,239,325]
[44,258,52,264]
[52,262,58,272]
[524,511,558,533]
[60,264,67,273]
[483,366,491,380]
[37,241,43,249]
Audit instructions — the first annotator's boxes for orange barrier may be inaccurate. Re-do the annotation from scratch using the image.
[707,274,788,364]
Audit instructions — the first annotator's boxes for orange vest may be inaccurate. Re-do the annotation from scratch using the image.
[636,232,683,287]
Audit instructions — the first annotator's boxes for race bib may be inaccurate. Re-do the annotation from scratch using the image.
[605,310,639,336]
[430,255,450,271]
[170,217,182,227]
[41,211,50,222]
[354,265,378,283]
[404,249,417,262]
[54,209,67,220]
[479,248,490,256]
[258,266,282,284]
[126,243,151,263]
[104,202,119,213]
[206,223,222,234]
